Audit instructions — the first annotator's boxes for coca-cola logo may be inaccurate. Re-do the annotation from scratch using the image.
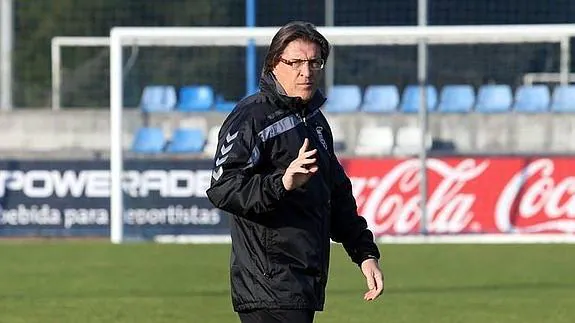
[496,158,575,233]
[352,159,488,235]
[350,157,575,235]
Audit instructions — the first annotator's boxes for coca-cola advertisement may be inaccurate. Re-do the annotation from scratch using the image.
[342,157,575,236]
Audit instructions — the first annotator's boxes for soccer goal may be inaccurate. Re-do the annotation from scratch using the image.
[108,24,575,244]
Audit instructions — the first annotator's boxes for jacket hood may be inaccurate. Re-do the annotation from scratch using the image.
[259,72,326,113]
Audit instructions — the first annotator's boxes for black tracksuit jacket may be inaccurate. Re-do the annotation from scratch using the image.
[206,73,380,312]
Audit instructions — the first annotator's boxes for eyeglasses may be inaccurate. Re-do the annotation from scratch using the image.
[279,57,325,71]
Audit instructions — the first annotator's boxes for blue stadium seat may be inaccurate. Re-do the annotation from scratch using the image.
[513,85,550,112]
[131,127,165,153]
[399,85,438,113]
[139,85,177,112]
[475,84,512,113]
[550,85,575,112]
[176,85,214,112]
[360,85,399,113]
[215,101,237,112]
[323,85,362,113]
[165,128,205,153]
[437,85,475,113]
[214,95,237,112]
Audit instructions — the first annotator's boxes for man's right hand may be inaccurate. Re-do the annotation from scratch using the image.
[282,138,318,191]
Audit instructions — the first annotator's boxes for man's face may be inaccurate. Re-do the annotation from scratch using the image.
[272,39,324,102]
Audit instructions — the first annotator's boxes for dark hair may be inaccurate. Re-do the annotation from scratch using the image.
[262,21,330,75]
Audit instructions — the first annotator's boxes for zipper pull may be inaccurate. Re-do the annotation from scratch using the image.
[301,107,307,125]
[298,112,307,125]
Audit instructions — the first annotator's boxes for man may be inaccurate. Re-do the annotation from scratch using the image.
[206,21,383,323]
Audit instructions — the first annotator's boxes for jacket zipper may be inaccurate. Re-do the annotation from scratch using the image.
[299,112,307,126]
[298,109,326,284]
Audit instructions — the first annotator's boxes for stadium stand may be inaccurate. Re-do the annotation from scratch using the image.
[125,82,575,156]
[475,84,513,113]
[325,117,347,152]
[140,85,177,113]
[214,101,237,112]
[131,127,165,153]
[399,85,438,113]
[394,126,432,155]
[213,94,237,112]
[513,85,550,112]
[433,115,473,152]
[436,85,475,113]
[176,85,215,112]
[354,125,394,156]
[165,128,205,153]
[514,115,548,151]
[360,85,399,113]
[550,85,575,112]
[178,116,208,133]
[203,125,221,157]
[135,83,575,116]
[323,85,362,113]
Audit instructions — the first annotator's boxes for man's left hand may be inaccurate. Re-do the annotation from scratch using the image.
[360,258,384,301]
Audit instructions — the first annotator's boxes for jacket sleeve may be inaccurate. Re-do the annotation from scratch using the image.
[205,112,287,217]
[327,129,380,265]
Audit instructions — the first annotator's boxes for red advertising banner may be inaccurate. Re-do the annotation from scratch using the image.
[341,157,575,236]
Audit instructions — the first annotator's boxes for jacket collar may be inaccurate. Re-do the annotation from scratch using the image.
[259,72,326,114]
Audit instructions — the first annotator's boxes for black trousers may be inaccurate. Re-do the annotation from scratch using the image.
[238,309,315,323]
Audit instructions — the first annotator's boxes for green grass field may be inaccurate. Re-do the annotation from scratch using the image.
[0,242,573,323]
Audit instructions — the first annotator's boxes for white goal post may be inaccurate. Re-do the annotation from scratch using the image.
[51,36,109,111]
[109,24,575,244]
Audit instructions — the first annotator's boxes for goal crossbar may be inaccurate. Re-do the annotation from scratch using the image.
[110,24,575,45]
[108,24,575,244]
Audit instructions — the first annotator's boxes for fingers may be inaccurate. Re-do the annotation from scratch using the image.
[375,271,384,293]
[290,139,318,174]
[364,272,376,301]
[298,139,317,158]
[298,138,309,156]
[307,164,319,173]
[291,164,318,175]
[282,139,319,191]
[363,269,384,301]
[372,271,384,299]
[301,148,317,159]
[299,157,317,165]
[290,156,317,171]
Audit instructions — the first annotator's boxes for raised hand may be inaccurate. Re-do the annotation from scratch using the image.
[281,138,318,191]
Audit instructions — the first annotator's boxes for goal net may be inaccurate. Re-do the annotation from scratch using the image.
[107,25,575,243]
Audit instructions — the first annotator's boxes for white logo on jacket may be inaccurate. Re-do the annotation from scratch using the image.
[212,131,238,181]
[315,126,329,151]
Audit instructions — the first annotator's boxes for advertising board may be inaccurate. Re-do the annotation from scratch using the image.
[0,159,229,238]
[343,157,575,236]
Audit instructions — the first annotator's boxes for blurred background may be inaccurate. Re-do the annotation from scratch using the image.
[2,0,575,157]
[1,0,575,239]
